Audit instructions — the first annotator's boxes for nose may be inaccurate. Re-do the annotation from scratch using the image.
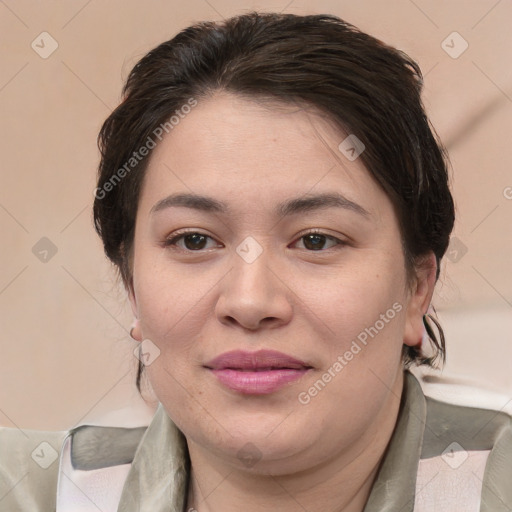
[215,249,293,331]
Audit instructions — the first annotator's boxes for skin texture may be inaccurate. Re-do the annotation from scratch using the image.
[128,92,436,512]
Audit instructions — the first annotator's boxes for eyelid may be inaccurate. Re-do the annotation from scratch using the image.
[293,227,345,240]
[163,229,222,249]
[290,229,346,250]
[163,228,347,252]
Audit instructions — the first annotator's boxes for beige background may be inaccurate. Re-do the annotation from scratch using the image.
[0,0,511,431]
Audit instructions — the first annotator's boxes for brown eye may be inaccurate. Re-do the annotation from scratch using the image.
[182,233,207,250]
[164,232,218,251]
[296,232,342,251]
[303,234,327,250]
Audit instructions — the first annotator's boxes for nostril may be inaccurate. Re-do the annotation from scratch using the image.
[225,316,238,326]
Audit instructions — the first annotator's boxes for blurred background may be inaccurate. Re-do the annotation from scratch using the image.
[1,0,511,431]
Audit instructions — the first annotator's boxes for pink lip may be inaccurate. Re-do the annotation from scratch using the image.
[204,350,312,395]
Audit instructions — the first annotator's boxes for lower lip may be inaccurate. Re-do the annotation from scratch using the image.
[210,368,310,394]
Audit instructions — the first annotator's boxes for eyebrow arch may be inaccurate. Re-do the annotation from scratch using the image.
[150,193,228,215]
[150,192,370,218]
[277,193,369,218]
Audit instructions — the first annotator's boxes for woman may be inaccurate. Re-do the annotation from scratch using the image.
[2,11,511,512]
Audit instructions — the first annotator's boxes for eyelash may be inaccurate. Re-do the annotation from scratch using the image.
[163,229,346,252]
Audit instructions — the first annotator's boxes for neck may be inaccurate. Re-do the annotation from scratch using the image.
[186,371,404,512]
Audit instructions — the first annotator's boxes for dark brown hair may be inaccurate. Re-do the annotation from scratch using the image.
[93,12,455,393]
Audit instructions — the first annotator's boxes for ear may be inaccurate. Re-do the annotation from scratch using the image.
[403,252,437,347]
[128,282,142,342]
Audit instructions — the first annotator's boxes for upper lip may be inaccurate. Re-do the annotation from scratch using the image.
[204,349,312,371]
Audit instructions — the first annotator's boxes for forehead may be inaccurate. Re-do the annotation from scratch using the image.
[138,92,392,222]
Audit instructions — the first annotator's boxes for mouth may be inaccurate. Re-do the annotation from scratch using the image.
[204,349,313,394]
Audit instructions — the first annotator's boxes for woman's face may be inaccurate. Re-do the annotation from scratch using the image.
[129,92,433,474]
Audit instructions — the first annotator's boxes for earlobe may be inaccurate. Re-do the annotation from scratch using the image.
[127,284,142,342]
[129,318,142,342]
[403,253,437,348]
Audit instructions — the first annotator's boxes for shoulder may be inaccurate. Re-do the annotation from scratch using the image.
[0,423,148,511]
[0,426,68,511]
[409,370,512,511]
[414,370,512,456]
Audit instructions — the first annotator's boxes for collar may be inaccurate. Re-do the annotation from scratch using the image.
[117,371,426,512]
[363,370,426,511]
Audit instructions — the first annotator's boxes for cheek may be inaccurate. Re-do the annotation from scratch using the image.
[138,278,210,415]
[132,266,213,394]
[303,261,408,348]
[296,290,407,444]
[133,249,215,334]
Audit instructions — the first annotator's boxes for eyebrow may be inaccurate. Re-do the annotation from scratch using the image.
[150,192,370,218]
